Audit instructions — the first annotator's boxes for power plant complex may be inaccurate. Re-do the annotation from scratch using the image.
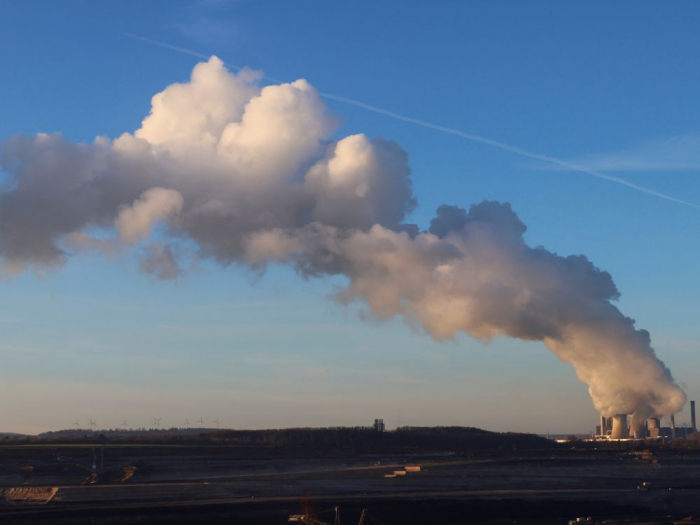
[595,400,697,440]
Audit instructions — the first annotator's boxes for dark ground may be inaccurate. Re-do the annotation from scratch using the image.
[1,438,700,524]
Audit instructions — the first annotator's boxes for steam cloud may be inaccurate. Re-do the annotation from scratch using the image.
[0,57,686,424]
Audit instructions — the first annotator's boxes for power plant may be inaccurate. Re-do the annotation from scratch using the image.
[595,400,697,440]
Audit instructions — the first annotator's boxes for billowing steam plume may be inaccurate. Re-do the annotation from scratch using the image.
[0,57,686,423]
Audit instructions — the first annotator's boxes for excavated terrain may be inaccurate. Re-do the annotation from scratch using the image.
[1,445,699,524]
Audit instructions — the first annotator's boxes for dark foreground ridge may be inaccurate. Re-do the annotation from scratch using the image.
[2,427,700,524]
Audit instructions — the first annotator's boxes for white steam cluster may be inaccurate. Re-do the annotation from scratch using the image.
[0,57,685,422]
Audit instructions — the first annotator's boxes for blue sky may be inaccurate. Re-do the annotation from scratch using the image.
[1,0,699,434]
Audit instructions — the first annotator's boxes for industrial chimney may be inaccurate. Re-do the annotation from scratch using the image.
[692,400,696,431]
[610,414,629,439]
[671,414,676,440]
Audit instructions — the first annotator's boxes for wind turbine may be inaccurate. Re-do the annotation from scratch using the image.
[121,420,128,430]
[73,418,80,429]
[184,418,190,429]
[213,418,220,428]
[88,418,97,431]
[154,417,162,429]
[197,416,204,428]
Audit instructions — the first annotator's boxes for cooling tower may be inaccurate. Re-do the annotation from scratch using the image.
[610,414,629,439]
[648,417,661,438]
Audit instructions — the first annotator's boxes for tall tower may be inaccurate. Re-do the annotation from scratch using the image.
[671,414,676,440]
[691,401,696,431]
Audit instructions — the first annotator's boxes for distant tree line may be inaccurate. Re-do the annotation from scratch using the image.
[3,425,556,451]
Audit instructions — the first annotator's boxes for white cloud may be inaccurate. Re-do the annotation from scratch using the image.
[307,134,415,230]
[133,56,261,156]
[0,56,686,425]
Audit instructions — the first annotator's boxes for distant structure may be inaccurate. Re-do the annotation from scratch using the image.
[591,401,698,441]
[610,414,628,439]
[373,419,385,432]
[692,400,697,431]
[596,403,698,442]
[648,417,661,438]
[671,414,677,440]
[632,424,647,439]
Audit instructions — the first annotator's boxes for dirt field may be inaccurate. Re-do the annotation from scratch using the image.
[1,445,699,524]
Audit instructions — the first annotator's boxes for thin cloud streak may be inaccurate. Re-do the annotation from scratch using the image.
[556,134,700,173]
[124,33,698,209]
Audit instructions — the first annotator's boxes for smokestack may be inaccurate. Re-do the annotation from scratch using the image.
[692,400,696,431]
[671,414,676,440]
[610,414,629,439]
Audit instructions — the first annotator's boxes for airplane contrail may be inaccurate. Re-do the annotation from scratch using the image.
[125,33,698,209]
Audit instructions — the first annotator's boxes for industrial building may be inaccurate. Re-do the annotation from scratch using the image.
[595,399,697,440]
